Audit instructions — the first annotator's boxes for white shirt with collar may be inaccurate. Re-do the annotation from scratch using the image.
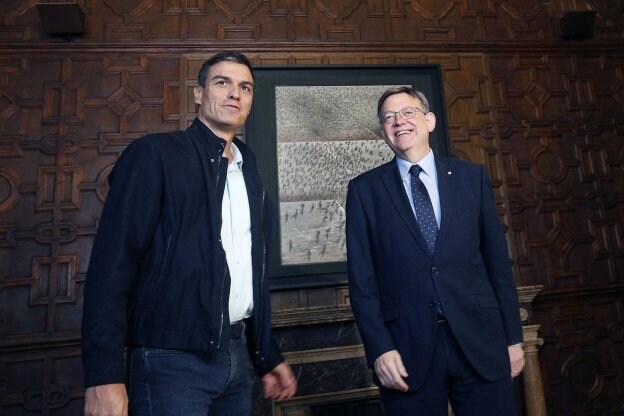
[221,142,253,323]
[396,148,441,228]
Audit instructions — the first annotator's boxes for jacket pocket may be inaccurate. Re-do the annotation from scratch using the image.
[147,233,173,300]
[134,234,173,315]
[156,234,173,279]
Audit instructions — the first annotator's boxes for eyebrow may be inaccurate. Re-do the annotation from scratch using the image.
[210,75,254,88]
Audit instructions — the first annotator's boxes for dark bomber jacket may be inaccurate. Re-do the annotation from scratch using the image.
[81,118,282,388]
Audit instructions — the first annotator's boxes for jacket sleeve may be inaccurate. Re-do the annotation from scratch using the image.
[81,137,163,387]
[252,189,284,376]
[478,166,523,346]
[346,179,396,365]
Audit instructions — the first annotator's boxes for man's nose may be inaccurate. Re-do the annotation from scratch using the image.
[228,85,240,99]
[393,112,405,125]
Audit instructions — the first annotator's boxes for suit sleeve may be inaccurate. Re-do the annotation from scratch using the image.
[81,138,164,387]
[346,180,396,365]
[479,166,523,346]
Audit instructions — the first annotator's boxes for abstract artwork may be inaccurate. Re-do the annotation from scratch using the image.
[275,85,395,265]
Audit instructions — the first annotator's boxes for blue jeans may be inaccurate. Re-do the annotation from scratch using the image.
[127,329,253,416]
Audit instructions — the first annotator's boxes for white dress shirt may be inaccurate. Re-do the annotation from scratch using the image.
[221,142,254,323]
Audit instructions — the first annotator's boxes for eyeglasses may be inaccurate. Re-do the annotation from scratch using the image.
[380,107,427,124]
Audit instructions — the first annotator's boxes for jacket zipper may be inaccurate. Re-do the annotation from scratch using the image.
[216,143,226,349]
[217,268,226,349]
[258,190,267,361]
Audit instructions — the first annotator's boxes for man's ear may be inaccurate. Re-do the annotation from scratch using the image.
[380,126,388,141]
[425,112,437,132]
[193,86,202,105]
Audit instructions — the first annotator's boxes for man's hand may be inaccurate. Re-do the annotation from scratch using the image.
[262,362,297,400]
[508,344,525,379]
[84,383,128,416]
[374,350,409,392]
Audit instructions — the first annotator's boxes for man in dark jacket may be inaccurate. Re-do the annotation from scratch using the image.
[347,87,524,415]
[82,51,297,416]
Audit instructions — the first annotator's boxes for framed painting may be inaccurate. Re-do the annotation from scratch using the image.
[245,65,449,289]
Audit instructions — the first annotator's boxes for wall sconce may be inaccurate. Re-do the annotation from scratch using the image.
[36,2,85,37]
[560,11,597,39]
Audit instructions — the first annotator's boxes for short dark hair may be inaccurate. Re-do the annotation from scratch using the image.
[377,87,430,123]
[197,51,254,87]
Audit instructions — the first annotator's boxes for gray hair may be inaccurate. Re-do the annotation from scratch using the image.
[377,87,430,123]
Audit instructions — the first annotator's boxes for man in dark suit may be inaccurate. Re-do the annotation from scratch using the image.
[346,86,525,415]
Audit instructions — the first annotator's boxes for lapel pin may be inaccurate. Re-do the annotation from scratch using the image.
[447,171,452,175]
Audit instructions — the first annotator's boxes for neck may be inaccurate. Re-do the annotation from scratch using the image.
[223,140,234,164]
[399,147,430,165]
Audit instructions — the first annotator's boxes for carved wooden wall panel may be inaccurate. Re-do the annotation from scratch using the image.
[0,54,180,415]
[1,346,84,415]
[532,290,624,414]
[0,0,623,414]
[0,54,180,341]
[0,1,622,42]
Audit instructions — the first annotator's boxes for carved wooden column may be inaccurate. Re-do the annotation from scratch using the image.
[521,324,547,416]
[518,286,547,416]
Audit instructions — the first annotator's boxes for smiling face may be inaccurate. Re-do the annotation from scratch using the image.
[193,60,254,140]
[379,92,436,163]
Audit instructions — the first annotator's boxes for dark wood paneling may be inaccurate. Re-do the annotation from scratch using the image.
[0,0,622,42]
[0,1,623,415]
[533,286,624,415]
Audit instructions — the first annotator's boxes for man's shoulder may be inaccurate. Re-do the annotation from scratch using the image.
[138,129,192,146]
[437,155,484,174]
[111,130,195,175]
[123,129,196,156]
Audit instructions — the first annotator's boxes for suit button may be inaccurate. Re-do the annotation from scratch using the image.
[432,267,439,275]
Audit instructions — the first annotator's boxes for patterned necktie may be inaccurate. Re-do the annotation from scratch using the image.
[409,164,438,253]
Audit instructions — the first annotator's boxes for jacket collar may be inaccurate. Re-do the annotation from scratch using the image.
[189,118,228,151]
[434,157,454,252]
[381,159,430,256]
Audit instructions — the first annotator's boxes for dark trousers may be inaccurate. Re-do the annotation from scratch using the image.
[126,323,253,416]
[381,321,517,416]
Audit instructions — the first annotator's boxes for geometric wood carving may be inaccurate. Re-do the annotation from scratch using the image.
[0,0,622,414]
[31,255,79,305]
[0,168,20,214]
[36,167,83,211]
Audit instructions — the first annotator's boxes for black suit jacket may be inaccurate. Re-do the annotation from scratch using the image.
[346,155,523,391]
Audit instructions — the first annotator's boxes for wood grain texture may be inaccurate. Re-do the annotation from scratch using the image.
[0,0,622,414]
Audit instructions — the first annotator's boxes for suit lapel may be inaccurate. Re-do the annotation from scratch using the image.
[435,157,455,252]
[381,159,431,255]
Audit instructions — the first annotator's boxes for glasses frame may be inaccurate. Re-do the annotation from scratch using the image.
[381,106,428,124]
